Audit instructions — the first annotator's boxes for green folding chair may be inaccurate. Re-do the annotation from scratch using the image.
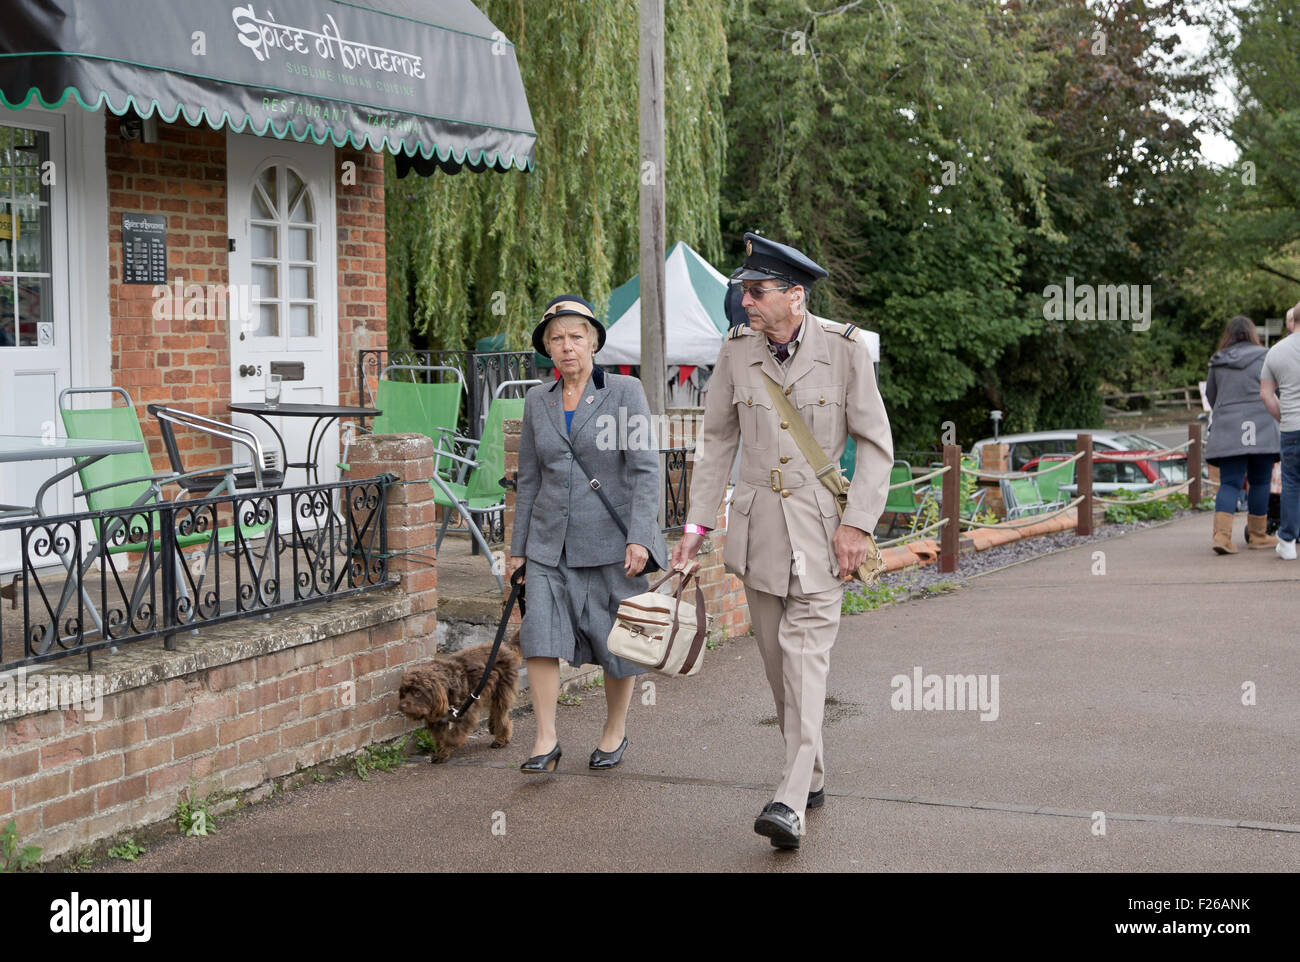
[840,436,858,481]
[370,364,467,482]
[1033,457,1074,508]
[881,460,932,537]
[429,396,526,591]
[54,388,251,646]
[1000,475,1050,520]
[959,455,991,519]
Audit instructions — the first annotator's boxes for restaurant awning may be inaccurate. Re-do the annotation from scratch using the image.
[0,0,536,174]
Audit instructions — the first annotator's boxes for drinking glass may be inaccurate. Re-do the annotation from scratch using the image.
[266,372,282,408]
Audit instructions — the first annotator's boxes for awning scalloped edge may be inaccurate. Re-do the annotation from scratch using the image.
[0,84,534,173]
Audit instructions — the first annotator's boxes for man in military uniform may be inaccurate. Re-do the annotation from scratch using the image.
[671,232,893,850]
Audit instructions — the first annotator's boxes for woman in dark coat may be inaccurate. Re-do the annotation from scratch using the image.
[507,295,668,772]
[1205,315,1281,553]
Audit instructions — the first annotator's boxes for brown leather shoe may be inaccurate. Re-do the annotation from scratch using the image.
[1247,514,1277,549]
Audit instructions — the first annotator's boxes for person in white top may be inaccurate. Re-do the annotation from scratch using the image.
[1258,302,1300,558]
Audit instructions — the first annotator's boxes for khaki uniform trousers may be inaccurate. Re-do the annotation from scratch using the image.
[746,572,844,818]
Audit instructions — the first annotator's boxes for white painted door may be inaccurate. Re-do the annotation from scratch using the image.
[226,133,338,491]
[0,111,72,574]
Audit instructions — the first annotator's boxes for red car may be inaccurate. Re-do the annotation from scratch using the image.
[1023,450,1188,492]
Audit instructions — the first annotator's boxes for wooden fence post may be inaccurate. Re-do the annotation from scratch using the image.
[1188,422,1202,508]
[939,444,960,573]
[1077,433,1093,536]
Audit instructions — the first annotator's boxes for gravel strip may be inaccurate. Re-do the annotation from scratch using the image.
[864,510,1207,596]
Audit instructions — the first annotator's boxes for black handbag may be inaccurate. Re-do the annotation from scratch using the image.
[566,443,664,575]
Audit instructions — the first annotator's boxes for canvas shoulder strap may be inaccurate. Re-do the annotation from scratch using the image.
[761,373,841,486]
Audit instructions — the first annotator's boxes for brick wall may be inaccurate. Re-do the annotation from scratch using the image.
[107,120,229,471]
[1,612,424,861]
[349,433,438,631]
[336,147,387,410]
[102,120,387,471]
[661,407,749,637]
[980,443,1010,518]
[0,444,437,864]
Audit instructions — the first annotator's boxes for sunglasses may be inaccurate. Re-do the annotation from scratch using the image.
[730,280,791,300]
[728,266,797,299]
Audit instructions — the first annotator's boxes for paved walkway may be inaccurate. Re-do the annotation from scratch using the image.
[93,513,1299,872]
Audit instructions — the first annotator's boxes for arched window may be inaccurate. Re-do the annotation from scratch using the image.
[249,165,317,340]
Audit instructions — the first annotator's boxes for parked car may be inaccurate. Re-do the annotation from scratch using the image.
[971,430,1167,471]
[1023,450,1187,495]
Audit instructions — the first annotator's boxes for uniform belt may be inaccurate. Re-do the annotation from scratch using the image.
[742,469,819,491]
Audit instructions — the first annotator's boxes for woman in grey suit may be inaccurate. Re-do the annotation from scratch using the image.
[508,294,668,772]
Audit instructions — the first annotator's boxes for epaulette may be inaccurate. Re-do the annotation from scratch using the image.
[816,317,859,342]
[727,324,753,340]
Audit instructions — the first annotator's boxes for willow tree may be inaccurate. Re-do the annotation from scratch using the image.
[387,0,730,352]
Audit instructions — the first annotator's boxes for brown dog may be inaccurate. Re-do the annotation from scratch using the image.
[398,634,521,763]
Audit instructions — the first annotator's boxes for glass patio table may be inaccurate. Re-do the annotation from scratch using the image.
[0,434,145,519]
[226,402,380,486]
[0,434,147,656]
[226,403,381,576]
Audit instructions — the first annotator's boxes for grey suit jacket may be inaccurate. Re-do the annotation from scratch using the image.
[511,366,669,569]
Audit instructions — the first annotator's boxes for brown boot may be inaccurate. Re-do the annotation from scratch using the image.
[1213,512,1237,554]
[1247,514,1277,549]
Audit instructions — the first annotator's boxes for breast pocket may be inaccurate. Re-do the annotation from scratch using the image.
[733,384,776,451]
[795,384,844,451]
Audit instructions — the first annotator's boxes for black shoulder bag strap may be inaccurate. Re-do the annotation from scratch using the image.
[567,442,629,538]
[566,440,663,574]
[449,563,526,720]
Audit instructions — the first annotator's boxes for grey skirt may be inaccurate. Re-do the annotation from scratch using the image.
[520,551,647,679]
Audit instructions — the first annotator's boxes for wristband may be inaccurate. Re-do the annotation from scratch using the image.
[684,523,710,536]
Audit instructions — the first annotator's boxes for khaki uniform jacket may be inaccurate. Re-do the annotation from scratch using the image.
[686,315,893,595]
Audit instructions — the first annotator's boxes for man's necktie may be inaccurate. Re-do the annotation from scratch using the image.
[773,341,791,363]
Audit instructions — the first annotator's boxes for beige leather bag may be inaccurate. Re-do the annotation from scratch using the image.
[607,566,711,677]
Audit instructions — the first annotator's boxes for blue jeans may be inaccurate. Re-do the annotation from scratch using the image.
[1280,431,1300,543]
[1214,454,1274,515]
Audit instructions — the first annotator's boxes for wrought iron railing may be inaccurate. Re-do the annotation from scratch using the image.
[662,448,691,531]
[0,477,397,671]
[358,349,542,440]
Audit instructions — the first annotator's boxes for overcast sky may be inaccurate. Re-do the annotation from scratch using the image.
[1172,9,1239,168]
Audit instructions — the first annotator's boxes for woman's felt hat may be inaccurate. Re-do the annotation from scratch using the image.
[531,294,606,357]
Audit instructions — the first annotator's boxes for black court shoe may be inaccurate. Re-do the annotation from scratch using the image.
[521,744,562,772]
[589,737,628,769]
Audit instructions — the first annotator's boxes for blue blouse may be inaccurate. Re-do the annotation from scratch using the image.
[565,409,575,434]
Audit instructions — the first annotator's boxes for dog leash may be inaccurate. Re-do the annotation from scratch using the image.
[448,563,527,720]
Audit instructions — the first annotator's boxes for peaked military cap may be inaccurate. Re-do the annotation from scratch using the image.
[731,232,828,290]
